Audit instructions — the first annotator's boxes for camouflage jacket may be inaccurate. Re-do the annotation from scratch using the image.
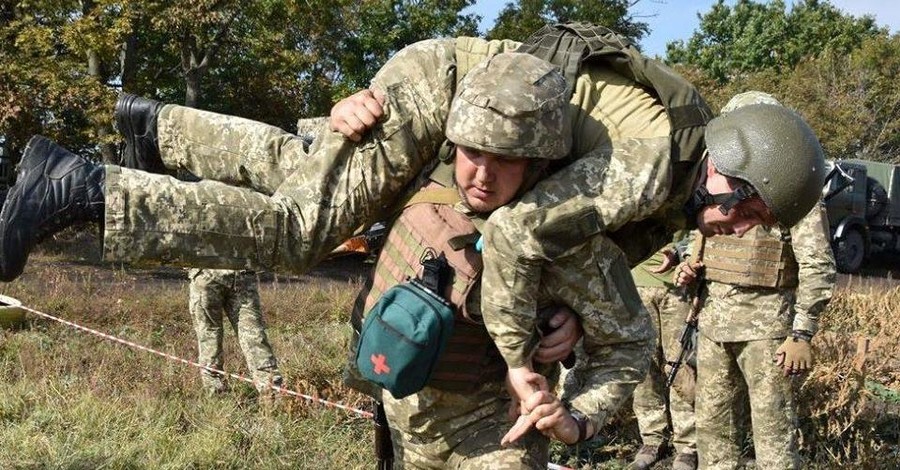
[360,36,680,430]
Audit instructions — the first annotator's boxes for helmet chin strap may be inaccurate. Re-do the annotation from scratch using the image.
[684,183,758,220]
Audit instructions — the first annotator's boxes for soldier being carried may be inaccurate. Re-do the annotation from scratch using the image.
[0,25,828,468]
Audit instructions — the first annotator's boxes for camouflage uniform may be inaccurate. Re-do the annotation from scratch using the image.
[695,205,835,469]
[100,36,682,441]
[383,383,549,468]
[188,268,281,392]
[362,52,647,468]
[689,91,836,470]
[631,243,696,456]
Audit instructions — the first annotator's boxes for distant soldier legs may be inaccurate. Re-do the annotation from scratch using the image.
[189,268,281,394]
[633,285,696,465]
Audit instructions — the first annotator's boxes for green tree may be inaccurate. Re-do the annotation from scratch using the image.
[486,0,649,44]
[685,32,900,163]
[783,34,900,162]
[113,0,479,126]
[337,0,478,95]
[667,0,883,82]
[0,0,125,159]
[1,0,480,159]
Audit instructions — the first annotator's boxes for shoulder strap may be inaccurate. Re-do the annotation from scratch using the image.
[405,187,461,207]
[516,22,713,164]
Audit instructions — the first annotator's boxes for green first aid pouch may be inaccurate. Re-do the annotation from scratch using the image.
[355,264,455,399]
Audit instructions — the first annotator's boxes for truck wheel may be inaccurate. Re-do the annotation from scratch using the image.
[834,228,865,273]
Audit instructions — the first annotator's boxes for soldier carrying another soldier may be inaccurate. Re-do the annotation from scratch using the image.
[0,24,827,467]
[343,51,590,467]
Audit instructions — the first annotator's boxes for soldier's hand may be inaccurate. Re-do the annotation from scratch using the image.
[329,88,386,142]
[651,248,678,274]
[774,337,813,376]
[504,391,591,446]
[535,307,582,364]
[502,367,548,446]
[674,260,704,287]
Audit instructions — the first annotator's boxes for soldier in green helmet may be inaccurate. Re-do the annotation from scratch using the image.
[674,92,836,469]
[0,25,827,464]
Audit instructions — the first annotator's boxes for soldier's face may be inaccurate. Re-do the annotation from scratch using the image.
[697,164,776,237]
[454,146,528,213]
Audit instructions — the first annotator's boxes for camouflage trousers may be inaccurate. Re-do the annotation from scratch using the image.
[632,286,696,454]
[695,335,799,470]
[102,47,452,274]
[382,382,549,469]
[188,268,280,391]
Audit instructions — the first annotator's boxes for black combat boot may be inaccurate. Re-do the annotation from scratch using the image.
[114,93,166,173]
[0,135,105,282]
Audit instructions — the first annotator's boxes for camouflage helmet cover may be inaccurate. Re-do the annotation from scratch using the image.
[445,52,571,160]
[706,101,826,228]
[720,90,782,114]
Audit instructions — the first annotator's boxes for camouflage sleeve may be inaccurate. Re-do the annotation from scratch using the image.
[296,116,327,139]
[789,203,836,336]
[480,136,672,368]
[548,234,654,433]
[565,339,651,434]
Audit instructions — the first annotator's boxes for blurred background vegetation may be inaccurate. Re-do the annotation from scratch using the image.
[2,0,898,165]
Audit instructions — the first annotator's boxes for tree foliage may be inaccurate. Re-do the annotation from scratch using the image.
[0,0,126,157]
[683,32,900,163]
[486,0,648,44]
[667,0,884,82]
[0,0,478,160]
[7,0,894,167]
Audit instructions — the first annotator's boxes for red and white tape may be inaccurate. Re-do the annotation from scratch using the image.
[18,303,373,419]
[12,300,578,469]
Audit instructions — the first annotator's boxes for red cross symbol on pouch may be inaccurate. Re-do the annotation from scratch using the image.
[371,353,391,375]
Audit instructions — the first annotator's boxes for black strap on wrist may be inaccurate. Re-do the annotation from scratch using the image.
[791,329,813,342]
[571,411,589,444]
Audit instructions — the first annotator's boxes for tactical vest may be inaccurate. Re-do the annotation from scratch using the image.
[351,183,506,393]
[702,227,799,289]
[516,22,712,166]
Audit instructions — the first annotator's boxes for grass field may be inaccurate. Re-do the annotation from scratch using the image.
[1,235,898,469]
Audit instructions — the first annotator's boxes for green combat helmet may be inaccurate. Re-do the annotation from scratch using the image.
[445,52,571,161]
[703,102,826,228]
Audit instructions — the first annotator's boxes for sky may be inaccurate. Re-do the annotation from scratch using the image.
[466,0,900,58]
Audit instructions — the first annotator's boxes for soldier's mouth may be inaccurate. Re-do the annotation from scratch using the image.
[468,187,493,199]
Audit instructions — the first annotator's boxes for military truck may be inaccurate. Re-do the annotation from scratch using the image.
[824,158,900,273]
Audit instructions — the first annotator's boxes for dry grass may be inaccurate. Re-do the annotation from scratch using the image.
[1,232,898,468]
[797,287,900,466]
[0,238,373,469]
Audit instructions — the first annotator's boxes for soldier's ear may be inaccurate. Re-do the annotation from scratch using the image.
[706,159,721,179]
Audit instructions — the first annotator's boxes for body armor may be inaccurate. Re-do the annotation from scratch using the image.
[352,184,506,392]
[701,227,799,289]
